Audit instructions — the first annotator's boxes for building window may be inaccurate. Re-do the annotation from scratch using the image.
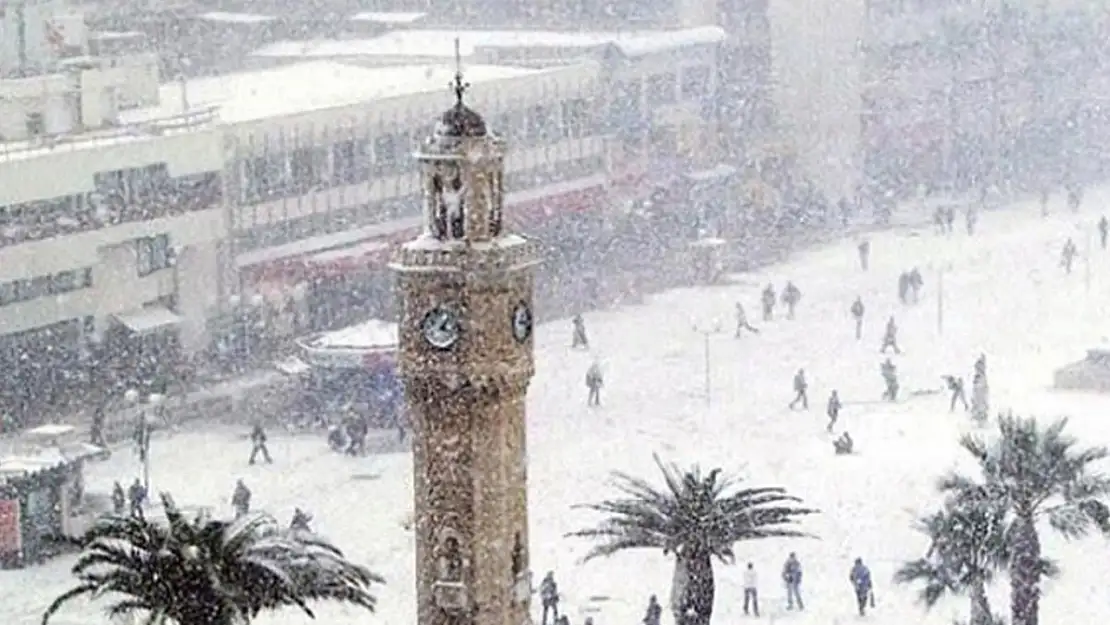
[560,99,591,137]
[137,234,172,277]
[289,147,324,192]
[26,113,45,137]
[527,105,553,142]
[0,267,94,307]
[646,72,677,105]
[681,66,712,99]
[374,135,398,172]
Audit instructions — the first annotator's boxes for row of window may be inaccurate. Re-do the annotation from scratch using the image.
[0,267,94,308]
[236,97,601,205]
[232,153,605,254]
[0,170,221,251]
[137,234,173,277]
[234,195,419,253]
[234,65,715,206]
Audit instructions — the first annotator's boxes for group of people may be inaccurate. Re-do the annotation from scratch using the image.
[735,553,876,618]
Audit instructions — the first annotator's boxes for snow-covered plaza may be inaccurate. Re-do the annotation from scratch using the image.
[9,191,1110,625]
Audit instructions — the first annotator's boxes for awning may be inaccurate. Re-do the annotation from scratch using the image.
[113,306,182,335]
[303,239,392,274]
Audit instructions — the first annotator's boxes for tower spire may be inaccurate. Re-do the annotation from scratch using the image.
[451,37,469,105]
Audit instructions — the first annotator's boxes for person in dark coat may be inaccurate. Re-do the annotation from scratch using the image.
[231,479,252,518]
[849,557,875,616]
[586,363,603,407]
[290,507,313,532]
[781,282,801,319]
[345,416,368,456]
[571,314,589,349]
[127,478,147,518]
[880,317,900,354]
[734,302,759,337]
[881,359,899,402]
[1061,238,1078,273]
[944,375,968,411]
[974,353,987,379]
[908,268,923,302]
[857,239,870,271]
[789,369,808,410]
[834,431,854,454]
[761,284,776,321]
[90,401,107,447]
[111,481,126,515]
[642,595,662,625]
[826,390,842,432]
[540,571,560,625]
[897,272,910,304]
[1100,216,1108,250]
[782,552,804,610]
[249,423,272,465]
[327,423,346,452]
[850,297,864,340]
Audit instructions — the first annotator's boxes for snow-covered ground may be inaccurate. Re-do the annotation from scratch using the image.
[9,191,1110,625]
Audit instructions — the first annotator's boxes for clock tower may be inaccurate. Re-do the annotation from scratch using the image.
[391,63,541,625]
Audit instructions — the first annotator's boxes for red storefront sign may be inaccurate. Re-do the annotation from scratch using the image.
[0,499,22,554]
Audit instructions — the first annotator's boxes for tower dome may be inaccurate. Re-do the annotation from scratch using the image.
[437,100,487,138]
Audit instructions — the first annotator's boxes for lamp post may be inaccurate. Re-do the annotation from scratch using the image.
[1085,226,1092,295]
[934,261,953,335]
[126,389,155,495]
[693,319,722,407]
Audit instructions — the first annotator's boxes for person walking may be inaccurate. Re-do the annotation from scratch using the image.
[742,562,760,617]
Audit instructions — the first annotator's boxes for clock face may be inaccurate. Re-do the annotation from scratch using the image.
[511,301,533,343]
[421,306,461,349]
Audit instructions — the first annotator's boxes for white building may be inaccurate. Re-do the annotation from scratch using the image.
[0,25,727,413]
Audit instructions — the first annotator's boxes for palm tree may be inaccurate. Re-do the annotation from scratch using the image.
[567,455,817,625]
[43,494,383,625]
[895,501,1027,625]
[939,414,1110,625]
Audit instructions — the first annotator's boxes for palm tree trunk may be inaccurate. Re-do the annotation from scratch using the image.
[1010,512,1041,625]
[969,577,992,625]
[669,552,715,625]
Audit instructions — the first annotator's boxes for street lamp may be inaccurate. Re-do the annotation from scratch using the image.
[1084,224,1092,295]
[692,319,723,406]
[933,260,954,335]
[127,390,158,495]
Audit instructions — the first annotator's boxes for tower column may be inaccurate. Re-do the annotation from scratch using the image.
[393,67,539,625]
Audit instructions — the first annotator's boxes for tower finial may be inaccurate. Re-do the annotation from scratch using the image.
[451,37,469,105]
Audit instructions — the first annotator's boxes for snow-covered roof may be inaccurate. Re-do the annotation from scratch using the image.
[24,424,76,438]
[119,61,540,126]
[349,11,427,24]
[198,11,275,24]
[251,26,726,61]
[305,319,398,351]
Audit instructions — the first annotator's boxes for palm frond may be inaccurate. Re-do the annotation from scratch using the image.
[569,458,816,565]
[44,492,384,625]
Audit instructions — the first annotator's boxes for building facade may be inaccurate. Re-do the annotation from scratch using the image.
[0,25,726,420]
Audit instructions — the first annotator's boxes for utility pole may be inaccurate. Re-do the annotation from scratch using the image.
[1086,228,1092,294]
[693,320,722,407]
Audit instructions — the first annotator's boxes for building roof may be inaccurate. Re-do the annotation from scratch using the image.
[348,11,427,24]
[251,26,726,61]
[198,11,276,24]
[118,61,540,126]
